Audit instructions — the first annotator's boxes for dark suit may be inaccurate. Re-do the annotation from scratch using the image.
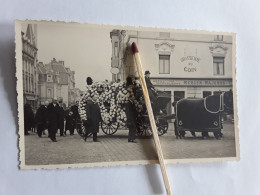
[84,100,101,141]
[71,104,80,119]
[145,76,156,102]
[57,105,65,136]
[71,104,80,130]
[47,103,59,141]
[35,105,48,137]
[125,100,137,141]
[24,103,34,135]
[65,115,76,135]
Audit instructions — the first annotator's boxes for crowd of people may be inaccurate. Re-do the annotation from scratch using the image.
[23,71,156,143]
[23,99,80,142]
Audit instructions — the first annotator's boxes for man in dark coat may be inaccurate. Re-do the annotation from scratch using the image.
[47,98,59,142]
[24,102,34,135]
[71,101,80,119]
[83,96,102,142]
[57,99,65,136]
[35,101,49,137]
[125,77,137,143]
[71,101,80,131]
[65,111,76,135]
[144,70,157,102]
[144,70,154,89]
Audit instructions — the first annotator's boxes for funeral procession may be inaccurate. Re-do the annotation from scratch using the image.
[20,23,236,166]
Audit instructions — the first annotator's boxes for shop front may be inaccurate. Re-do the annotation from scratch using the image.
[151,77,233,115]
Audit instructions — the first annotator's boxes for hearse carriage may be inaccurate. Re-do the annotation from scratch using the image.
[174,90,234,139]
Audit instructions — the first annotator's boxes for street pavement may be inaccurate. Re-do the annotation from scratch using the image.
[24,121,236,166]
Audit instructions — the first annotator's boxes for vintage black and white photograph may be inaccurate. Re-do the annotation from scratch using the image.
[15,20,239,169]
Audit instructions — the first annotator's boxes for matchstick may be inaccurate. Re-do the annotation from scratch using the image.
[131,42,172,195]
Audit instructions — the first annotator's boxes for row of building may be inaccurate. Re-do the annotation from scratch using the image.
[110,29,234,114]
[22,24,81,111]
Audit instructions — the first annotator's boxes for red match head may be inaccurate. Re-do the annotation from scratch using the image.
[131,42,139,53]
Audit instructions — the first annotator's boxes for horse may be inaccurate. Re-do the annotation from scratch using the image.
[174,90,234,139]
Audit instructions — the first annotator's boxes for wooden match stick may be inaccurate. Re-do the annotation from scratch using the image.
[131,42,172,195]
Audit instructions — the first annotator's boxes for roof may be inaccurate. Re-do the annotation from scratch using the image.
[37,65,46,74]
[25,24,36,47]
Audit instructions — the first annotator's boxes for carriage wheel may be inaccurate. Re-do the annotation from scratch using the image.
[156,120,168,136]
[136,118,152,137]
[101,121,119,135]
[76,121,92,138]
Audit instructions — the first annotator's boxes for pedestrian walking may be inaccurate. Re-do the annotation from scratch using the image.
[125,77,137,143]
[58,99,65,136]
[47,98,59,142]
[24,102,34,135]
[65,111,76,135]
[35,101,49,137]
[71,100,80,132]
[83,96,102,142]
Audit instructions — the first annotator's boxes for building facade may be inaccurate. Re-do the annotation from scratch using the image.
[110,30,233,114]
[38,58,76,107]
[22,24,38,110]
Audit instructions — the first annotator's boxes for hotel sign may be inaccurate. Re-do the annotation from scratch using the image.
[151,78,232,87]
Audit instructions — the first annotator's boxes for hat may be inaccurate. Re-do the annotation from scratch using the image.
[86,77,93,85]
[126,76,133,86]
[144,70,150,75]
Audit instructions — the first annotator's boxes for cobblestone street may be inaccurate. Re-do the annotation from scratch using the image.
[24,121,236,165]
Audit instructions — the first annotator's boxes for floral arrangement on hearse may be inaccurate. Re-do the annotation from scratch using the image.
[78,80,143,126]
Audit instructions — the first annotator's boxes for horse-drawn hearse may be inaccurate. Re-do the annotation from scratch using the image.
[76,82,172,138]
[173,90,234,139]
[76,79,234,140]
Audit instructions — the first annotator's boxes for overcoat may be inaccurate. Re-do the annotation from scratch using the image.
[86,100,101,133]
[24,103,34,131]
[145,76,154,89]
[35,105,49,127]
[65,115,75,130]
[71,104,80,119]
[57,105,65,130]
[47,103,59,130]
[125,100,137,127]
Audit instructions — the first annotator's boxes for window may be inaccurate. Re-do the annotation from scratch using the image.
[213,57,224,75]
[47,88,52,98]
[214,35,223,41]
[203,91,212,98]
[114,42,118,57]
[159,55,170,74]
[174,91,185,102]
[47,75,53,82]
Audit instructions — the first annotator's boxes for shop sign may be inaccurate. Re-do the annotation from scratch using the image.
[151,78,232,87]
[180,56,200,72]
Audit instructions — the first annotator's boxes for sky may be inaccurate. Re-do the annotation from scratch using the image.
[22,22,113,91]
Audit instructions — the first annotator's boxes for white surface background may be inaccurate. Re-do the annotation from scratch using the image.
[0,0,259,194]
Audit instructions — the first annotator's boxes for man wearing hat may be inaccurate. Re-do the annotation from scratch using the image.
[125,77,137,143]
[47,98,59,142]
[35,100,49,138]
[144,70,156,102]
[144,71,154,89]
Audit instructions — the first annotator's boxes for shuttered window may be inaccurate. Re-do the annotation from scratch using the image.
[159,55,170,74]
[213,57,224,75]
